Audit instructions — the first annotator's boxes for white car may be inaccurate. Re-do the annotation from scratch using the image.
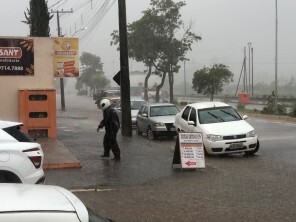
[0,120,45,184]
[0,183,113,222]
[174,102,259,155]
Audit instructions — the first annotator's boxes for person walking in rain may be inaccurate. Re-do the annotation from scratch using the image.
[97,99,121,161]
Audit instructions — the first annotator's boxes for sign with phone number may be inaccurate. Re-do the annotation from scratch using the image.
[0,66,24,71]
[0,38,34,76]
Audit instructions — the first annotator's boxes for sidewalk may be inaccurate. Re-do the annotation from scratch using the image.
[39,137,81,169]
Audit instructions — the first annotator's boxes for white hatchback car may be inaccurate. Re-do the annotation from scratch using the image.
[0,183,113,222]
[0,120,45,184]
[175,102,259,155]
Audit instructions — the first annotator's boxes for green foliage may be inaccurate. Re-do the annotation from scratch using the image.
[261,91,288,115]
[23,0,53,37]
[192,64,234,101]
[236,103,245,111]
[76,52,109,95]
[111,0,201,103]
[290,103,296,117]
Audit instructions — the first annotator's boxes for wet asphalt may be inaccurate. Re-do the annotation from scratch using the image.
[44,94,296,222]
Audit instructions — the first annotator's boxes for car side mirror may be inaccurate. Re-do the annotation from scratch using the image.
[188,120,196,126]
[242,115,248,120]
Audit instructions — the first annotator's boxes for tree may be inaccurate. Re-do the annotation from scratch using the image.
[111,0,200,103]
[192,64,234,101]
[76,52,110,96]
[22,0,53,37]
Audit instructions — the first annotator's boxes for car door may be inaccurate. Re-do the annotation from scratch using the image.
[137,105,148,132]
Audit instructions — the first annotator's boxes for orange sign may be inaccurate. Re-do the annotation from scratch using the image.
[53,38,79,78]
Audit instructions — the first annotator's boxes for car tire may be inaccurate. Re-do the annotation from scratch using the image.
[245,139,260,155]
[136,124,142,135]
[0,171,22,183]
[147,127,156,140]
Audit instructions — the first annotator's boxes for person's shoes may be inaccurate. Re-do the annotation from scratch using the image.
[100,154,109,158]
[111,157,120,161]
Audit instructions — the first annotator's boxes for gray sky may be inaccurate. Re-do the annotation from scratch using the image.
[1,0,296,86]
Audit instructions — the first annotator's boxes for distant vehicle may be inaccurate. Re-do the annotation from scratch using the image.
[0,120,45,184]
[0,183,114,222]
[174,102,259,155]
[115,98,147,127]
[95,89,121,109]
[136,103,180,140]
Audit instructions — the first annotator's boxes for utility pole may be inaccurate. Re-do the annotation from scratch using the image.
[118,0,132,136]
[248,42,252,94]
[184,61,186,95]
[244,47,247,92]
[51,9,73,111]
[251,47,254,97]
[275,0,278,113]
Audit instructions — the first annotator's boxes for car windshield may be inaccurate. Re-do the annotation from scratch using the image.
[131,101,146,110]
[198,106,241,124]
[150,105,179,117]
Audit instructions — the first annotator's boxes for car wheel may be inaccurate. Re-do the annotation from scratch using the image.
[147,127,156,140]
[245,139,260,155]
[136,124,142,135]
[0,171,22,183]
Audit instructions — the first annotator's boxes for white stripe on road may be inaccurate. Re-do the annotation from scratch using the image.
[70,188,115,193]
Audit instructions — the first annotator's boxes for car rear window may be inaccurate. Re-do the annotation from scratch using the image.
[3,126,33,142]
[150,106,180,117]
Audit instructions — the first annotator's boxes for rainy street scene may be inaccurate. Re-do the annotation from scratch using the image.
[0,0,296,222]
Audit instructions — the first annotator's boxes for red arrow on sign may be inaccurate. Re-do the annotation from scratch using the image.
[185,161,197,166]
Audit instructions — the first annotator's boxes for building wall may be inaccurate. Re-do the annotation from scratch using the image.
[0,37,54,121]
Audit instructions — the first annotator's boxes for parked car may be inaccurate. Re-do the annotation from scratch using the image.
[95,89,121,109]
[0,120,45,184]
[174,102,259,155]
[0,183,114,222]
[115,97,147,127]
[136,103,180,140]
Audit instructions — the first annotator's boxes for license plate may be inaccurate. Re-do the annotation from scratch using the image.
[229,143,243,149]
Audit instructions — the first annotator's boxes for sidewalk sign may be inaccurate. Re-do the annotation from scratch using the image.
[173,132,205,169]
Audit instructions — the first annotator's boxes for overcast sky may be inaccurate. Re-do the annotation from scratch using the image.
[1,0,296,86]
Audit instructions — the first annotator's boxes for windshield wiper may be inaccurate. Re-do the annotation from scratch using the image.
[220,110,240,120]
[207,112,225,122]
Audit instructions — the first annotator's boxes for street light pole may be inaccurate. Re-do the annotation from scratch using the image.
[275,0,278,112]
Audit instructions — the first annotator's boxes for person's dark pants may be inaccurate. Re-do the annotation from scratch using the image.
[103,129,120,158]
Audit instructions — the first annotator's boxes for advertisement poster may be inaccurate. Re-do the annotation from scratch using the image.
[179,132,205,169]
[53,38,79,78]
[0,38,34,76]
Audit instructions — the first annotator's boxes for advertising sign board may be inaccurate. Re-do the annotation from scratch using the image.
[53,38,79,78]
[179,132,205,169]
[0,38,34,76]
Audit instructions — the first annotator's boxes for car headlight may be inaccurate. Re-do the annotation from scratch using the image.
[207,134,223,142]
[154,122,165,127]
[246,130,256,137]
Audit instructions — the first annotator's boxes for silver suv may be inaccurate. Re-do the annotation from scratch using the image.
[136,103,180,140]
